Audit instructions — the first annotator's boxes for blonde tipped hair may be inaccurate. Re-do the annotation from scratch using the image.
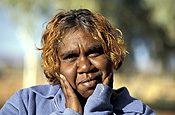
[37,9,127,85]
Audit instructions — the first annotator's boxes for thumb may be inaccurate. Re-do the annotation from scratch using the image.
[103,72,113,85]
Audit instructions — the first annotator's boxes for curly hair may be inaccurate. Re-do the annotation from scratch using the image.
[38,9,127,85]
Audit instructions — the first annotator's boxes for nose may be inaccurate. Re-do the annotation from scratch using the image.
[77,55,91,74]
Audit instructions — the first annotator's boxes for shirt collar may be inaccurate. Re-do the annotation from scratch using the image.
[30,84,66,112]
[30,84,60,98]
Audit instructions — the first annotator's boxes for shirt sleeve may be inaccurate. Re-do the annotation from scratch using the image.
[143,104,156,115]
[50,108,81,115]
[0,92,19,115]
[84,83,113,115]
[0,89,28,115]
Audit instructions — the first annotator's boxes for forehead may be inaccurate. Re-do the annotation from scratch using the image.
[60,28,100,49]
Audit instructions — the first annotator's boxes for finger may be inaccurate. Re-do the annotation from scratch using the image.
[60,74,75,98]
[60,75,82,114]
[60,74,72,91]
[59,75,68,99]
[103,72,113,85]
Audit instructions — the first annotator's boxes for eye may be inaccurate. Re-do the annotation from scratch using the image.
[63,54,78,62]
[88,49,104,58]
[89,52,101,58]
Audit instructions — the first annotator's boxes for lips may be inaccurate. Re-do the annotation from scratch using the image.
[81,79,97,87]
[78,74,101,87]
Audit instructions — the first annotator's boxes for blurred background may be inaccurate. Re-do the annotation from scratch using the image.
[0,0,175,114]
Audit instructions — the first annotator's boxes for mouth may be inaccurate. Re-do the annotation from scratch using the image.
[78,74,101,88]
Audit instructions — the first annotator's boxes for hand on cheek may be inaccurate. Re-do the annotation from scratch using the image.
[102,72,113,88]
[59,74,82,115]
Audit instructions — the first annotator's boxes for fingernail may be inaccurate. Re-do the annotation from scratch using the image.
[60,74,64,78]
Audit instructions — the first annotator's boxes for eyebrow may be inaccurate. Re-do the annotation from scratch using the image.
[60,44,103,58]
[60,50,78,58]
[86,44,103,54]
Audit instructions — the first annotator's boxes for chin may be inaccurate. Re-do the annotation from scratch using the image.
[81,89,95,98]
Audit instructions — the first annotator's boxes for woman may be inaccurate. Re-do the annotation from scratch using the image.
[0,9,156,115]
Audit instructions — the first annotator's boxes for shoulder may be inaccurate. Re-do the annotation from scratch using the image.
[0,84,61,114]
[8,84,60,102]
[15,84,60,98]
[29,84,60,98]
[112,87,155,114]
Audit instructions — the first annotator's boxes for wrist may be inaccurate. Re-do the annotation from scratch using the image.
[91,83,113,102]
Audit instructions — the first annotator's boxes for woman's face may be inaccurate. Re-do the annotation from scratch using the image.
[58,28,113,98]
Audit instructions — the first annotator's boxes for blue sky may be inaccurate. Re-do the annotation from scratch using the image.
[0,8,24,60]
[0,3,174,74]
[0,7,154,71]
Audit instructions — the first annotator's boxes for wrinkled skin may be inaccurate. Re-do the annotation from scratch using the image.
[58,28,113,114]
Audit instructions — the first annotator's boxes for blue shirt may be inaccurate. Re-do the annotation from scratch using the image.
[0,84,156,115]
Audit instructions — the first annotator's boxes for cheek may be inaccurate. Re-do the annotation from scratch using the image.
[90,55,112,73]
[60,62,77,87]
